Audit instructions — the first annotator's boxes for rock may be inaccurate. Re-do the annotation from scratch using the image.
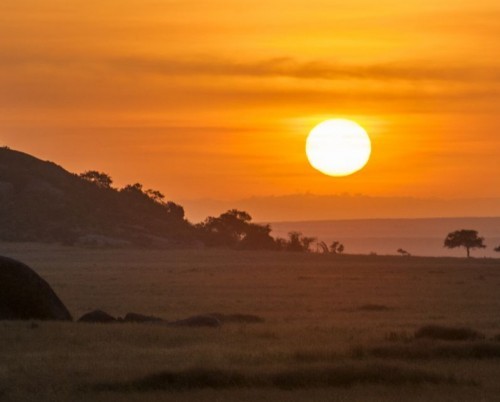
[209,313,265,324]
[168,314,221,328]
[78,310,116,323]
[0,256,72,321]
[122,312,164,323]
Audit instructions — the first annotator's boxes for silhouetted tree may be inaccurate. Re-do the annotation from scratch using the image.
[330,241,345,255]
[301,236,316,252]
[146,189,165,204]
[197,209,276,249]
[79,171,113,189]
[397,248,411,257]
[164,201,185,220]
[239,223,276,250]
[317,241,329,253]
[494,245,500,253]
[444,229,486,258]
[274,237,288,250]
[285,231,316,252]
[286,231,305,252]
[121,183,144,195]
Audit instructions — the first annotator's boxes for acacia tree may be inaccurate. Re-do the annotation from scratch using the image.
[197,209,276,249]
[397,248,411,257]
[494,245,500,253]
[444,229,486,258]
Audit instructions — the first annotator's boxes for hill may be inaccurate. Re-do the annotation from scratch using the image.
[1,147,498,255]
[0,147,194,247]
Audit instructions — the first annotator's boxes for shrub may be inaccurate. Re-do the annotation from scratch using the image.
[414,325,484,341]
[364,342,500,360]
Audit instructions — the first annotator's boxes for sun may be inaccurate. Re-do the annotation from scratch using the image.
[306,119,371,177]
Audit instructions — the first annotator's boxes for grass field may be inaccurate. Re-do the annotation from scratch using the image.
[1,243,500,401]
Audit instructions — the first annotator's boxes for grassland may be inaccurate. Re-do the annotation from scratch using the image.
[0,243,499,401]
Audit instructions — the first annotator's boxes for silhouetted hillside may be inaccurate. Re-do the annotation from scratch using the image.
[0,147,194,247]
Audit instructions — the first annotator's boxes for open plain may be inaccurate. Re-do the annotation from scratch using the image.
[1,243,499,402]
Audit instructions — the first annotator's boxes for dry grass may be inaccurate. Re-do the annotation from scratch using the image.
[93,363,466,392]
[357,304,393,312]
[352,341,500,360]
[0,243,499,401]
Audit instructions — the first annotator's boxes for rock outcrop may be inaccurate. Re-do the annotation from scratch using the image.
[78,310,116,323]
[122,312,164,323]
[0,256,72,321]
[168,314,222,328]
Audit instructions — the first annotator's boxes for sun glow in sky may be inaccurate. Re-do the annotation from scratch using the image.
[1,0,499,218]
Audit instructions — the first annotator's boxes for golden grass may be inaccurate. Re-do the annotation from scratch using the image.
[0,243,499,401]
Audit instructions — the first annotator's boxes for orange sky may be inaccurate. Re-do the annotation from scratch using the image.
[1,0,499,218]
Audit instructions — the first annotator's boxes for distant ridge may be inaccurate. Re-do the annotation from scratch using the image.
[270,217,500,257]
[0,147,193,246]
[181,195,500,223]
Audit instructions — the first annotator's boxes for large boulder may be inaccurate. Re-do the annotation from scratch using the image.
[122,312,164,323]
[78,310,116,323]
[0,256,72,321]
[168,314,222,328]
[209,312,264,324]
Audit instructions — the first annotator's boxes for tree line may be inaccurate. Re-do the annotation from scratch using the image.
[194,208,345,252]
[80,171,500,256]
[79,170,345,253]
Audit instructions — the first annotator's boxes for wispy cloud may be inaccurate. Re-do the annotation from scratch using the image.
[112,56,500,83]
[1,49,499,83]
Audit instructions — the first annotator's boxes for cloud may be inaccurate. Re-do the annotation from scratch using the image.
[1,47,499,83]
[1,49,499,119]
[111,56,500,83]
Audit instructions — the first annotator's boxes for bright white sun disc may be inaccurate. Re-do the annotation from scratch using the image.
[306,119,371,176]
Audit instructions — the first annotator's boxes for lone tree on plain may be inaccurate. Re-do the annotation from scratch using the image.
[397,248,411,257]
[444,229,486,258]
[494,245,500,253]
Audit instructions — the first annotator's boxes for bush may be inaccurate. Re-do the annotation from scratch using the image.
[414,325,484,341]
[362,342,500,360]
